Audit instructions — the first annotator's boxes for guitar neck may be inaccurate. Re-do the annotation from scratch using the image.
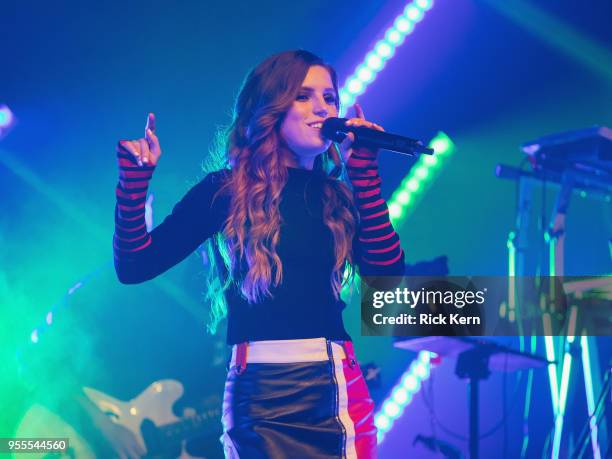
[156,408,220,443]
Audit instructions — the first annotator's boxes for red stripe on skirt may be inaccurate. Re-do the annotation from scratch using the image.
[343,341,378,458]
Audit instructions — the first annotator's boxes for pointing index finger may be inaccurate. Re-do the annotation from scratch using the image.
[146,112,156,133]
[354,103,365,120]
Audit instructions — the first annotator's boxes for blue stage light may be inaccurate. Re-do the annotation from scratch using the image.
[405,5,425,22]
[0,104,16,140]
[357,65,375,83]
[375,41,395,60]
[339,0,436,116]
[366,52,384,71]
[416,0,434,11]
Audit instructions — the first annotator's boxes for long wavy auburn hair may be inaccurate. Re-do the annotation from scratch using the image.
[203,50,358,333]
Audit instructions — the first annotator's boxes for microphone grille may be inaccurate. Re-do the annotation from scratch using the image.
[321,117,349,143]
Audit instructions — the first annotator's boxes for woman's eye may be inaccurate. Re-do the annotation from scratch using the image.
[325,96,337,104]
[296,94,309,101]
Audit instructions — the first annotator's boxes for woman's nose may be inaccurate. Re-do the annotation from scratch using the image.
[313,103,328,117]
[312,96,329,117]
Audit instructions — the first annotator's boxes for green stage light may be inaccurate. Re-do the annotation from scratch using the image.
[396,190,410,204]
[406,178,420,192]
[431,135,452,154]
[388,132,455,227]
[414,166,429,179]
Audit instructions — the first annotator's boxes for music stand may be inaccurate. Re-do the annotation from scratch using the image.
[395,337,550,459]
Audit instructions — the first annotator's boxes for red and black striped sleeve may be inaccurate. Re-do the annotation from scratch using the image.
[114,148,155,255]
[113,145,226,284]
[347,150,405,277]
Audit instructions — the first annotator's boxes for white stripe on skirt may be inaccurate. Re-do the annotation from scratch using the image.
[329,341,357,459]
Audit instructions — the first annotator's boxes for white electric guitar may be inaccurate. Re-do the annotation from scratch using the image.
[15,379,220,459]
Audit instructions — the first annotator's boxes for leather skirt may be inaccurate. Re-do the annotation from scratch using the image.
[221,338,377,458]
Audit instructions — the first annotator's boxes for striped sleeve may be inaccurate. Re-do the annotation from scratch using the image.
[347,150,405,277]
[114,146,155,256]
[113,144,227,284]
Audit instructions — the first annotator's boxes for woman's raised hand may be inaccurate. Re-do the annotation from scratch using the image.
[118,113,162,167]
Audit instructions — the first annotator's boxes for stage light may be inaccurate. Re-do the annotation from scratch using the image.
[340,91,353,107]
[357,66,375,83]
[376,351,437,444]
[375,41,394,60]
[366,52,384,71]
[385,28,404,45]
[392,387,410,404]
[544,327,560,415]
[339,0,436,116]
[30,329,39,344]
[389,203,403,219]
[395,17,414,34]
[0,106,13,127]
[414,166,428,179]
[552,309,577,459]
[347,78,364,95]
[406,178,420,192]
[431,136,452,154]
[423,154,438,166]
[416,0,434,10]
[375,414,391,431]
[0,104,17,140]
[396,190,410,204]
[413,362,430,379]
[405,5,424,22]
[402,373,419,391]
[387,132,455,227]
[581,335,601,459]
[383,401,401,419]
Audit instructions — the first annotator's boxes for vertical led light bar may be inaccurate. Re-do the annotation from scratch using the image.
[580,335,601,459]
[338,0,435,116]
[506,231,517,322]
[544,324,560,416]
[551,306,578,459]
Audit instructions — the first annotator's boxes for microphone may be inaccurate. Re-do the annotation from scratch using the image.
[321,117,434,156]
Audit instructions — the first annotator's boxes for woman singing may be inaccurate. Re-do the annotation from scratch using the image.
[114,50,404,458]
